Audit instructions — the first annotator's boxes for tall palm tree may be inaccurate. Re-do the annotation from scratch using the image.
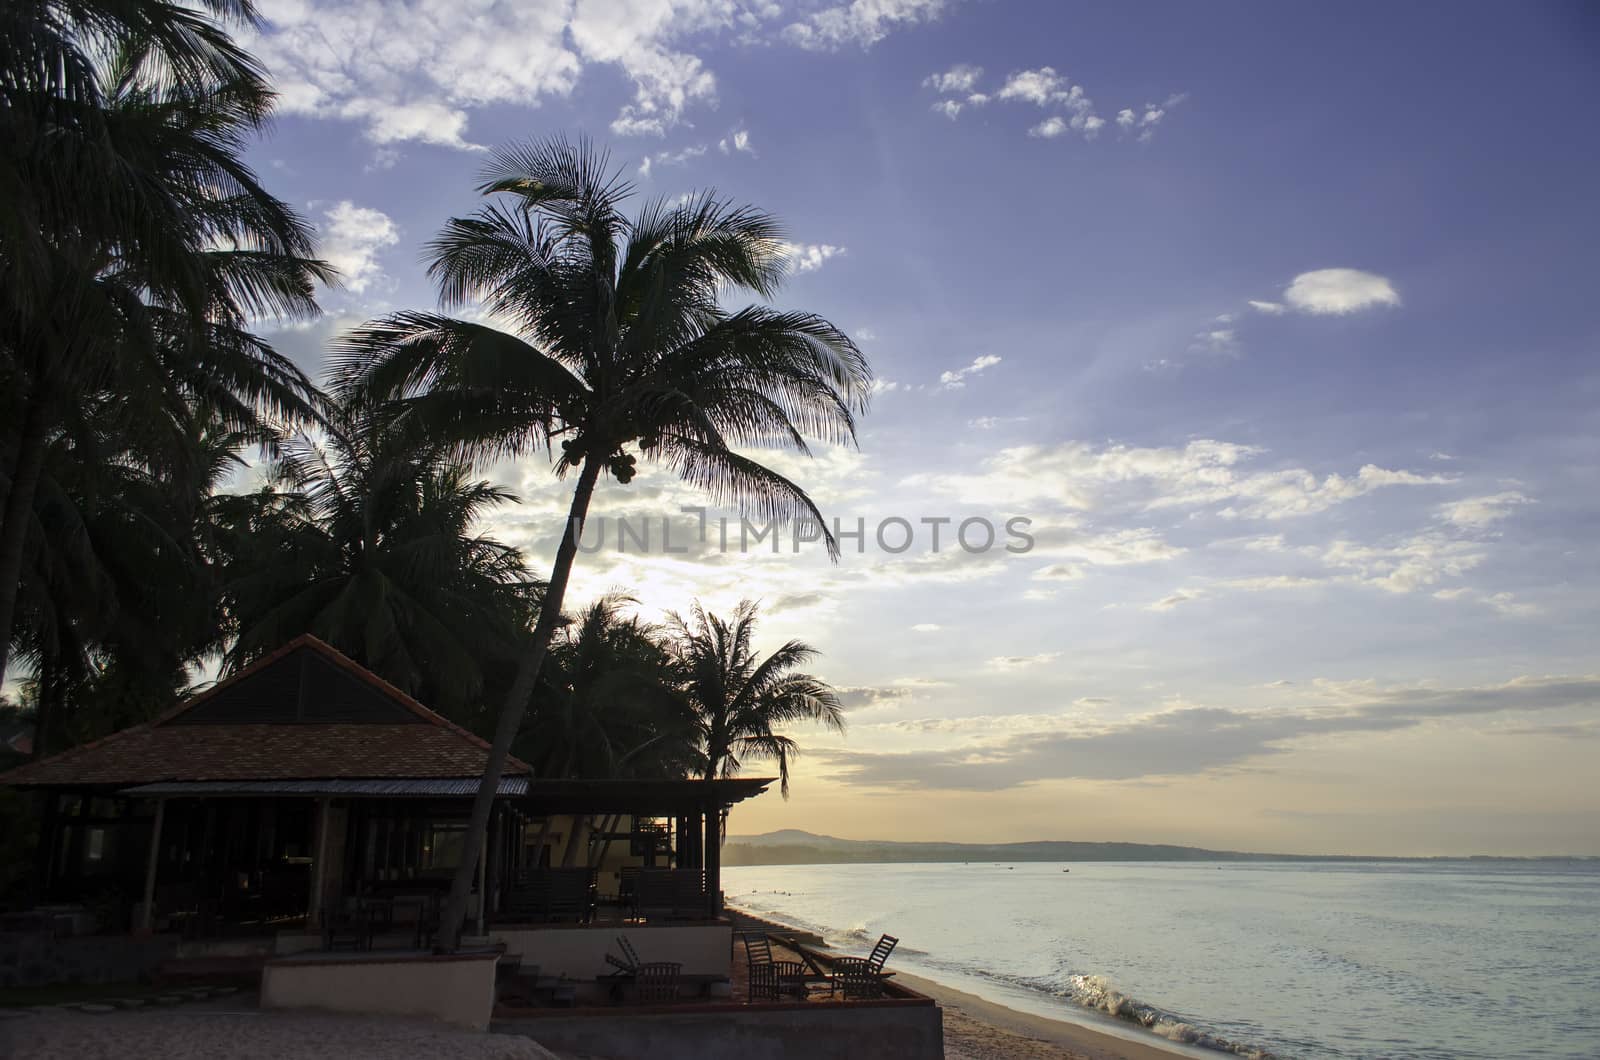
[0,0,330,681]
[11,408,254,755]
[665,600,843,797]
[220,399,540,721]
[334,136,871,946]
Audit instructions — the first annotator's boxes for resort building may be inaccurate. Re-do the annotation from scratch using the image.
[0,635,766,975]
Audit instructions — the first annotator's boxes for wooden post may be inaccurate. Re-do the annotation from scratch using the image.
[138,799,166,934]
[309,797,330,926]
[703,805,721,920]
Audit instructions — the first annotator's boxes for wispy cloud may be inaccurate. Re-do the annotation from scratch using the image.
[784,0,950,50]
[923,63,982,94]
[1437,491,1533,529]
[815,675,1600,790]
[924,64,1176,140]
[988,652,1061,670]
[939,354,1002,389]
[638,143,707,178]
[779,242,847,273]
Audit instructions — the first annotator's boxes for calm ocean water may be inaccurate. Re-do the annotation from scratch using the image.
[725,860,1600,1060]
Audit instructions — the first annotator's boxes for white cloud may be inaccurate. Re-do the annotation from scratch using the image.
[938,354,1001,389]
[1282,268,1401,315]
[1147,589,1203,611]
[911,623,943,633]
[1029,116,1067,138]
[1437,492,1533,529]
[252,0,937,148]
[779,242,847,273]
[968,415,1028,430]
[987,67,1167,142]
[319,201,399,294]
[907,439,1453,519]
[1032,563,1085,582]
[717,128,755,155]
[638,143,707,178]
[1248,300,1286,315]
[998,67,1066,105]
[932,99,963,120]
[924,63,982,94]
[1191,327,1239,354]
[988,652,1061,670]
[1322,532,1485,594]
[784,0,949,50]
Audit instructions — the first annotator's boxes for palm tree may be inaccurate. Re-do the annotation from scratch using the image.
[220,398,540,721]
[11,409,253,755]
[522,594,696,781]
[334,136,871,946]
[665,600,843,798]
[0,0,330,682]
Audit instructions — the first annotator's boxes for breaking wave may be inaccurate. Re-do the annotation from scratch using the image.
[1059,973,1277,1059]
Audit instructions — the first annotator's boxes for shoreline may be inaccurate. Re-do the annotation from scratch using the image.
[893,969,1207,1060]
[727,905,1207,1060]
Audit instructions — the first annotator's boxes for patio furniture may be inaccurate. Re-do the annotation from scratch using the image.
[829,933,897,998]
[604,934,644,976]
[636,961,683,1003]
[834,964,886,1000]
[741,932,811,1002]
[634,868,705,921]
[322,900,375,952]
[505,868,596,924]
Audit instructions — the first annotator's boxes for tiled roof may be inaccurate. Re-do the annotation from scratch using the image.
[0,635,530,789]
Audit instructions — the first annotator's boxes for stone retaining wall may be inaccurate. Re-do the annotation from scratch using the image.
[495,996,944,1060]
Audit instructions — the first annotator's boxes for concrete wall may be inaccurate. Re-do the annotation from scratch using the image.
[492,921,731,979]
[0,930,177,987]
[496,999,944,1060]
[261,951,499,1030]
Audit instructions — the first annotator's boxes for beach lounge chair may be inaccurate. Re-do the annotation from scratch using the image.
[829,933,897,998]
[636,961,683,1003]
[741,932,808,1002]
[604,934,644,976]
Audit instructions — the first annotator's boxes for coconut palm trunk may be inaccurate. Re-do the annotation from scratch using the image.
[438,457,600,947]
[0,403,49,683]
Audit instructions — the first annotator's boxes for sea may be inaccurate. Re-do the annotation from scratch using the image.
[724,860,1600,1060]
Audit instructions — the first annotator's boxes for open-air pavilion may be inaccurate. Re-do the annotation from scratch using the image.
[0,635,769,972]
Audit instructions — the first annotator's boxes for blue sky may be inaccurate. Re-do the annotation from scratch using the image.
[244,0,1599,854]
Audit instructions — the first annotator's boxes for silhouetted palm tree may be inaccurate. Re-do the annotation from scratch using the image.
[522,594,696,781]
[221,400,539,719]
[666,600,843,798]
[335,136,870,945]
[1,0,330,680]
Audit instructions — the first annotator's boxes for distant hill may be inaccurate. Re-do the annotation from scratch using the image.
[721,830,1597,865]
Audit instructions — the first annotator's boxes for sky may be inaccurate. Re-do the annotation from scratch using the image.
[242,0,1600,856]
